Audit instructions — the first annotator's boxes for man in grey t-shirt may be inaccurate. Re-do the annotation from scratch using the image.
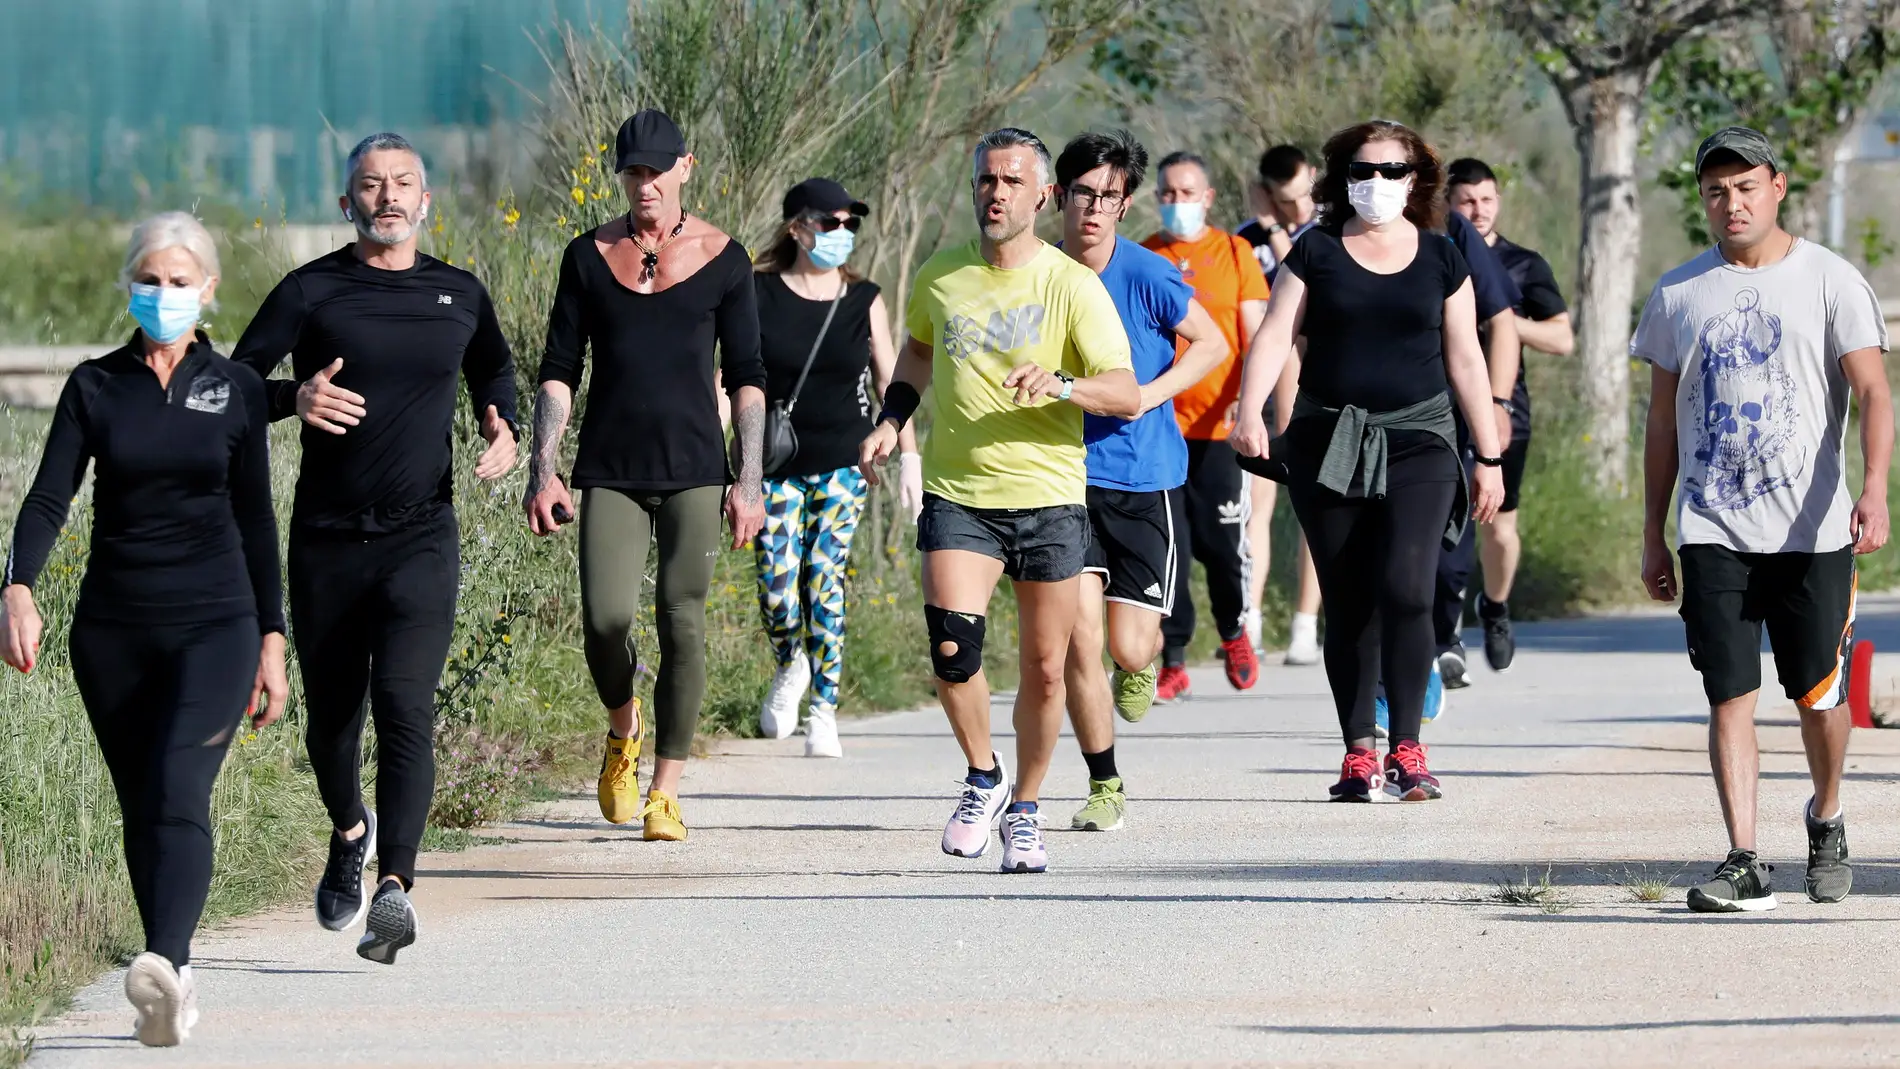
[1632,126,1892,915]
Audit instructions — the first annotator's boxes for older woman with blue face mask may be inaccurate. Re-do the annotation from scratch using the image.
[0,211,288,1047]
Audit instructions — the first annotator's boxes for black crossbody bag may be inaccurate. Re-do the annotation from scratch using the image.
[762,282,846,476]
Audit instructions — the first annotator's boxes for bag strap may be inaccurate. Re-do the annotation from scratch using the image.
[783,281,846,416]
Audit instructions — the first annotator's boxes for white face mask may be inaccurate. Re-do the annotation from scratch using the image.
[1347,176,1411,226]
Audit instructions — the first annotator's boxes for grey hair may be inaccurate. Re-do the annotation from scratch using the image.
[119,211,220,288]
[971,127,1052,188]
[345,132,428,190]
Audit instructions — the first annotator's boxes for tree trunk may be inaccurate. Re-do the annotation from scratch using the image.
[1567,67,1648,494]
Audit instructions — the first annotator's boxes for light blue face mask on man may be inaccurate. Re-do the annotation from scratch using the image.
[127,283,203,343]
[808,229,855,270]
[1158,201,1206,238]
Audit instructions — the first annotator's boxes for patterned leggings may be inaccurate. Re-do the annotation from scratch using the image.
[755,466,869,713]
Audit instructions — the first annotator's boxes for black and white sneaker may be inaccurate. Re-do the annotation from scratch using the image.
[1805,800,1852,903]
[357,881,417,965]
[315,809,377,931]
[1687,848,1777,913]
[1437,643,1470,690]
[1479,596,1515,673]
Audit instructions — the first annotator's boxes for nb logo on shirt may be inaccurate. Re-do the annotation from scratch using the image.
[942,304,1046,361]
[437,295,454,305]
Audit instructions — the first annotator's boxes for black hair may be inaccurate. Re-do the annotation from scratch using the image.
[1055,129,1151,197]
[1446,157,1497,190]
[1156,151,1209,184]
[1258,144,1307,185]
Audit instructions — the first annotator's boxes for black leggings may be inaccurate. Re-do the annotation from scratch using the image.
[71,615,260,968]
[1290,477,1457,747]
[289,512,459,886]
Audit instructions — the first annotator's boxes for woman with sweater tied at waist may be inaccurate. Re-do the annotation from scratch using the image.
[1229,119,1503,803]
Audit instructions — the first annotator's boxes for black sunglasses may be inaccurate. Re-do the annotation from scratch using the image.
[804,215,863,233]
[1346,161,1415,181]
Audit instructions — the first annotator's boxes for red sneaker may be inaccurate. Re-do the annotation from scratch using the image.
[1220,636,1258,690]
[1329,747,1382,802]
[1156,664,1191,702]
[1384,741,1443,801]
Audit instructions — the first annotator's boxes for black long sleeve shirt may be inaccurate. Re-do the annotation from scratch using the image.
[231,248,518,535]
[539,233,764,491]
[4,333,285,632]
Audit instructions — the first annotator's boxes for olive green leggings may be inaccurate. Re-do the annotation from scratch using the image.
[579,485,725,761]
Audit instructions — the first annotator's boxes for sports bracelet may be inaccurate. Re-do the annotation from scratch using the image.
[1474,454,1505,467]
[1492,396,1516,415]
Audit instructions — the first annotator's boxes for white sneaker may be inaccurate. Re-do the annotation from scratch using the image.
[1243,607,1263,653]
[179,964,198,1031]
[941,752,1011,858]
[759,655,810,740]
[1285,613,1320,665]
[126,952,188,1047]
[805,704,843,758]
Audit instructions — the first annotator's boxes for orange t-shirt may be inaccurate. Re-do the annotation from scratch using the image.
[1140,227,1270,440]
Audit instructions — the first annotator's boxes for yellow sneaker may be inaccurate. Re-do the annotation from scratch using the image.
[639,788,687,842]
[596,701,643,824]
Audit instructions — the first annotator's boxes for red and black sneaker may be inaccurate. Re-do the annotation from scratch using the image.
[1328,747,1383,802]
[1384,741,1443,801]
[1220,636,1258,690]
[1156,664,1192,702]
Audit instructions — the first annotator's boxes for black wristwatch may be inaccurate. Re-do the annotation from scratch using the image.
[1492,396,1516,416]
[1474,454,1505,467]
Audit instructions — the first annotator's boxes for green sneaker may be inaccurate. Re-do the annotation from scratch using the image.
[1069,777,1126,831]
[1112,663,1158,723]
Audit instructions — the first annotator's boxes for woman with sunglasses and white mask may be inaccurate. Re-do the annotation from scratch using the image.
[0,211,288,1046]
[1229,121,1503,803]
[751,178,920,756]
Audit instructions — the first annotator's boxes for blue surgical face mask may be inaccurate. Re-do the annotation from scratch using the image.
[1158,201,1206,238]
[808,228,855,270]
[127,283,204,344]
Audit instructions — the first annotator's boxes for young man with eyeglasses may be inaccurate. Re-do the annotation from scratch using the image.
[860,128,1138,874]
[1052,130,1225,832]
[1143,151,1271,700]
[1446,157,1574,673]
[1634,127,1889,913]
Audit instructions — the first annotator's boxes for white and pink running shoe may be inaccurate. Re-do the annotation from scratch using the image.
[941,752,1010,858]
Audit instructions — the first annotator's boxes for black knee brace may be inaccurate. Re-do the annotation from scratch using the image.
[924,605,985,683]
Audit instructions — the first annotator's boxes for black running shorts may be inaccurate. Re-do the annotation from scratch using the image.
[1679,544,1857,709]
[1499,428,1531,514]
[1082,486,1177,615]
[916,493,1089,583]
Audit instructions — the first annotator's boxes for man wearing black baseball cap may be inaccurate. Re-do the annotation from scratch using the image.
[1633,124,1891,913]
[526,108,768,843]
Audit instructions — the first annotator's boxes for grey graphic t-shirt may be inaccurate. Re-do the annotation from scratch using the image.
[1630,240,1887,554]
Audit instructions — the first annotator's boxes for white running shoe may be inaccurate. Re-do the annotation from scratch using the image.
[759,655,810,740]
[126,952,188,1047]
[805,703,843,758]
[179,964,198,1031]
[1285,613,1320,665]
[941,752,1010,858]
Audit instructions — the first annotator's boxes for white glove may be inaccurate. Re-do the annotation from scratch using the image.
[898,452,924,523]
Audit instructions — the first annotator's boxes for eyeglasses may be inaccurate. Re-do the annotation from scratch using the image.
[804,215,863,233]
[1347,161,1415,181]
[1065,187,1127,213]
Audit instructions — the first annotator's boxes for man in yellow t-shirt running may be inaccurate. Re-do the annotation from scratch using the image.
[861,127,1137,875]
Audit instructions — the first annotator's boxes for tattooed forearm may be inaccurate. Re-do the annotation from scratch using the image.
[732,388,764,504]
[527,385,569,497]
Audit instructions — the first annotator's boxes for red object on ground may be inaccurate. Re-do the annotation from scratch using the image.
[1848,639,1875,729]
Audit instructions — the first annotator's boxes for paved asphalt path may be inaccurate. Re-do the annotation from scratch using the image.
[30,605,1900,1067]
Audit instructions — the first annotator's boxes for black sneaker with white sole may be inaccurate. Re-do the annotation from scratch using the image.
[1805,803,1852,903]
[1479,595,1515,672]
[315,809,377,931]
[1437,644,1470,690]
[357,881,417,964]
[1686,848,1776,913]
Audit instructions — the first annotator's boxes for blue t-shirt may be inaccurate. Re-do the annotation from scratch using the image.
[1080,237,1193,492]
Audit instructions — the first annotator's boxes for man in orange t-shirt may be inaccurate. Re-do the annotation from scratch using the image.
[1141,151,1270,700]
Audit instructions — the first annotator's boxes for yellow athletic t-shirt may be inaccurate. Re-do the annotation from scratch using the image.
[906,241,1132,509]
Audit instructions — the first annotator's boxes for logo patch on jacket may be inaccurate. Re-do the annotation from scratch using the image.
[184,371,231,414]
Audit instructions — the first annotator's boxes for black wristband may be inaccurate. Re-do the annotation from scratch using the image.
[878,382,922,430]
[1492,396,1515,415]
[1474,454,1505,467]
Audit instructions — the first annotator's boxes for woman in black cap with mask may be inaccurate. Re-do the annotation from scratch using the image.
[524,110,767,841]
[750,179,920,757]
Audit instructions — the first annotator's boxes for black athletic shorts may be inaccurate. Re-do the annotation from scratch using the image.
[916,493,1089,583]
[1082,486,1177,614]
[1499,427,1531,514]
[1679,544,1857,709]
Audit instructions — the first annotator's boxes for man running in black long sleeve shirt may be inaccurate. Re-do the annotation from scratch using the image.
[232,132,518,965]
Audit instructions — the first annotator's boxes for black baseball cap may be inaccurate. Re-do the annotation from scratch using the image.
[782,177,869,220]
[1695,126,1781,178]
[615,110,685,173]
